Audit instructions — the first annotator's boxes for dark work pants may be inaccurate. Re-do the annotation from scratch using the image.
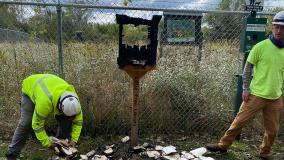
[7,94,34,156]
[55,115,72,140]
[7,94,72,156]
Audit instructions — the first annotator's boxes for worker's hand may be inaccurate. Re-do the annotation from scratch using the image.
[68,140,76,148]
[49,143,60,154]
[242,90,250,102]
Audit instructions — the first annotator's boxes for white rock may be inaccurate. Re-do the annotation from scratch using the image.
[162,146,177,155]
[142,143,150,148]
[121,136,130,143]
[163,153,180,160]
[190,147,207,157]
[80,154,88,160]
[181,151,195,159]
[104,148,113,155]
[146,150,160,158]
[86,150,96,157]
[69,147,78,154]
[92,155,108,160]
[155,145,163,151]
[105,144,115,149]
[133,145,145,151]
[195,156,214,160]
[61,147,73,156]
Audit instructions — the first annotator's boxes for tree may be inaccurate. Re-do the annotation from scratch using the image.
[0,4,21,29]
[203,0,245,41]
[26,6,58,42]
[26,4,119,42]
[27,3,92,42]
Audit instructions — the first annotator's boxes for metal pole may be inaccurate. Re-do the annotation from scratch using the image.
[6,29,8,41]
[57,4,64,78]
[234,74,243,116]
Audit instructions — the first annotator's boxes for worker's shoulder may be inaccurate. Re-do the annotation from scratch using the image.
[253,38,272,49]
[25,73,56,79]
[257,38,270,45]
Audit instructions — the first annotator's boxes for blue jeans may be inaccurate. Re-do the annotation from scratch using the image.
[7,94,72,156]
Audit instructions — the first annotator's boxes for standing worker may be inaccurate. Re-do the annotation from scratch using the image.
[205,11,284,160]
[6,74,83,160]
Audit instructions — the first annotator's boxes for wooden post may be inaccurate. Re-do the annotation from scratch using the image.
[123,65,154,146]
[131,76,139,146]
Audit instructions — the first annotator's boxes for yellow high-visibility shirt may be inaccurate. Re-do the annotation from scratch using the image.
[247,39,284,99]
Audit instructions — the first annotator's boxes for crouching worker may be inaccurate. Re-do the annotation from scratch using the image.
[6,74,83,160]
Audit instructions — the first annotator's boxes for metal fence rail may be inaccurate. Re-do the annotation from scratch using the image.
[0,1,283,139]
[0,28,43,42]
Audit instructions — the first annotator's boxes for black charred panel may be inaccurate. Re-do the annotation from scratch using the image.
[116,14,162,68]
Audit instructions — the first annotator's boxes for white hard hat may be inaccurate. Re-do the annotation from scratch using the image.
[59,92,81,116]
[272,11,284,26]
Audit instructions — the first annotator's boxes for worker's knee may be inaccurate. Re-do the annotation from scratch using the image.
[18,119,32,131]
[267,132,277,138]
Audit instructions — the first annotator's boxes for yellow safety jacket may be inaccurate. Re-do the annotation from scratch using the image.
[22,74,83,148]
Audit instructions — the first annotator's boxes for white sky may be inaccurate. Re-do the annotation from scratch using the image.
[11,0,284,24]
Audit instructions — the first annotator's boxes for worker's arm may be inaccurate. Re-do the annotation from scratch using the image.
[70,110,83,143]
[242,61,253,102]
[32,102,53,148]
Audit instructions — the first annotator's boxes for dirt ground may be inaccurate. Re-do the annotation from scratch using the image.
[0,133,284,160]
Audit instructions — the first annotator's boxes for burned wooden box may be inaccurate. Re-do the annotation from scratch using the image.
[116,14,162,68]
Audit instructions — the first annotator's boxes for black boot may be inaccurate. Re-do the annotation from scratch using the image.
[5,153,18,160]
[205,144,227,153]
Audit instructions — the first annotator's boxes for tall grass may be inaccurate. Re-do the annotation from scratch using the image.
[1,41,282,138]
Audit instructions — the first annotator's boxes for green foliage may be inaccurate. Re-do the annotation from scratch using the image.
[62,7,89,40]
[123,24,149,45]
[203,0,245,40]
[0,4,20,29]
[23,7,120,42]
[167,19,195,38]
[0,145,7,157]
[218,0,245,11]
[27,8,57,42]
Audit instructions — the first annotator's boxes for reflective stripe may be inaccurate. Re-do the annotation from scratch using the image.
[35,111,47,120]
[73,121,83,126]
[32,75,53,102]
[39,80,53,102]
[34,127,45,133]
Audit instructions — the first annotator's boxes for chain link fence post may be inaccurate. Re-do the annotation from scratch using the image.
[57,3,64,78]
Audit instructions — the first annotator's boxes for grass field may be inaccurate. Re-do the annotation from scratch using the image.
[0,41,284,159]
[0,134,283,159]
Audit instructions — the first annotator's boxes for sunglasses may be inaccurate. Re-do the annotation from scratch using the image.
[273,25,284,30]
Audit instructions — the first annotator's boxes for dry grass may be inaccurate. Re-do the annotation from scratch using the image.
[0,41,283,139]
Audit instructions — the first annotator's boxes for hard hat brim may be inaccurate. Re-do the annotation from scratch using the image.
[272,22,284,26]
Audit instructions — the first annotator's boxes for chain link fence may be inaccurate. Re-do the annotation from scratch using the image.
[0,1,283,140]
[0,28,43,42]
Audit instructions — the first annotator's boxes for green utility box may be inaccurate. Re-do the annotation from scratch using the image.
[240,17,267,53]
